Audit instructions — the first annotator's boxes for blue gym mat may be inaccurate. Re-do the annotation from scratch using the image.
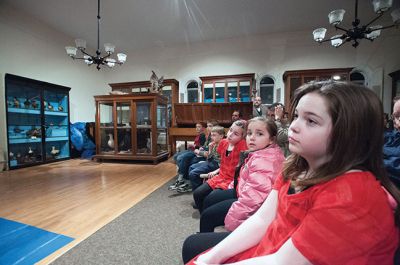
[0,217,74,265]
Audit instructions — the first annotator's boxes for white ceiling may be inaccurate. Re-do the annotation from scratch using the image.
[3,0,399,52]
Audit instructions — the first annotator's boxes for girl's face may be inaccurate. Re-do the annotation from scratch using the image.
[288,92,332,169]
[246,120,272,151]
[226,124,244,145]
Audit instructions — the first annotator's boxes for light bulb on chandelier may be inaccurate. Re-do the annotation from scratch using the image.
[65,0,127,70]
[312,0,400,48]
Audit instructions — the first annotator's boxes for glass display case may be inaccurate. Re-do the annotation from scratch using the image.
[108,79,179,126]
[5,74,71,169]
[94,93,169,163]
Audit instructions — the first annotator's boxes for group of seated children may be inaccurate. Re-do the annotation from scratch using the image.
[173,81,400,264]
[170,114,287,235]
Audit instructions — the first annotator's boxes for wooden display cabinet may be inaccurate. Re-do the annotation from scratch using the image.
[283,68,353,111]
[109,79,179,126]
[93,93,169,164]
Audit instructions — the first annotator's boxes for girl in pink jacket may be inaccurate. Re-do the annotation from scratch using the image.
[199,116,285,232]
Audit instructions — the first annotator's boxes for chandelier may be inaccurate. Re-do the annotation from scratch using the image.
[313,0,400,48]
[65,0,127,70]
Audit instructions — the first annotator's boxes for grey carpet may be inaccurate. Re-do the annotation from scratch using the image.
[52,179,199,265]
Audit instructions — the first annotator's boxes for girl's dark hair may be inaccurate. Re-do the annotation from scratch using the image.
[282,81,400,223]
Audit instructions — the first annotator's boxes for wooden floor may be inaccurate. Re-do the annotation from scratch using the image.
[0,158,176,264]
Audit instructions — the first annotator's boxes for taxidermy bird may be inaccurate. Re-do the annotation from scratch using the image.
[149,70,164,93]
[50,146,60,156]
[13,97,20,108]
[31,100,38,109]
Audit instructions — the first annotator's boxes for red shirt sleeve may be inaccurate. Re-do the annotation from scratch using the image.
[273,174,285,191]
[291,174,398,265]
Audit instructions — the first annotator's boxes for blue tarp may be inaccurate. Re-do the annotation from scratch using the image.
[0,217,74,265]
[70,122,95,158]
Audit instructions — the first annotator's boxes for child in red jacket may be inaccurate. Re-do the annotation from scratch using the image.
[193,120,247,212]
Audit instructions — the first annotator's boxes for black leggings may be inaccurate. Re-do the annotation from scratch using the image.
[200,189,237,232]
[193,182,213,212]
[182,232,230,264]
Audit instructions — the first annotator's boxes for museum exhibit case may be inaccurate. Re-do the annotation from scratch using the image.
[93,93,169,163]
[5,74,71,169]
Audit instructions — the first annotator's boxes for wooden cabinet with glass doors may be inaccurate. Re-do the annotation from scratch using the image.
[200,73,255,103]
[283,68,353,111]
[93,93,169,164]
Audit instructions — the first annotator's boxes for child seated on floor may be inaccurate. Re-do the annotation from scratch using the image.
[199,116,285,233]
[192,120,247,212]
[178,125,225,193]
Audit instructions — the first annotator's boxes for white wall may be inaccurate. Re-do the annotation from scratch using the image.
[0,3,110,157]
[106,28,400,111]
[1,2,400,163]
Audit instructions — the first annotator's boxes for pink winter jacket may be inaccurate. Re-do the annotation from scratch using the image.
[224,144,285,231]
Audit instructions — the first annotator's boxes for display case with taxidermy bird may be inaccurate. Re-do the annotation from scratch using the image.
[149,71,164,93]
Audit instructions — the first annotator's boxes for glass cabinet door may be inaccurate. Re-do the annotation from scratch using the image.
[116,102,132,154]
[99,102,115,154]
[43,89,70,161]
[215,82,225,103]
[228,82,238,102]
[6,84,43,168]
[204,83,213,103]
[136,102,152,154]
[157,104,167,154]
[239,81,251,102]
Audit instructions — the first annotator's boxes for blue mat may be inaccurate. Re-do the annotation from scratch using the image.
[0,218,74,265]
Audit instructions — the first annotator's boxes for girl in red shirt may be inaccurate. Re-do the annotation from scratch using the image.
[193,120,247,212]
[183,81,400,265]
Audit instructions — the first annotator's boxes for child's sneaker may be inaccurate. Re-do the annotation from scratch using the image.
[176,183,192,193]
[168,179,185,190]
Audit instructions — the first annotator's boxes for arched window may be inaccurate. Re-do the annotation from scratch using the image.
[350,71,366,86]
[259,76,274,104]
[187,81,199,103]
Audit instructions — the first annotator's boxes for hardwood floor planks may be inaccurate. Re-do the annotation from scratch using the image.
[0,158,176,264]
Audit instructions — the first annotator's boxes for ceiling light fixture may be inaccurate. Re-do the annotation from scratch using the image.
[313,0,400,48]
[65,0,127,70]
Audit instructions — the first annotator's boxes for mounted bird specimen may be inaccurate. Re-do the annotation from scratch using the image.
[149,71,164,93]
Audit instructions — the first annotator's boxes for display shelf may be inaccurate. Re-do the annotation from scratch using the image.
[45,137,69,142]
[137,125,152,129]
[5,73,71,169]
[9,138,42,144]
[7,108,41,115]
[94,93,169,163]
[44,111,68,116]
